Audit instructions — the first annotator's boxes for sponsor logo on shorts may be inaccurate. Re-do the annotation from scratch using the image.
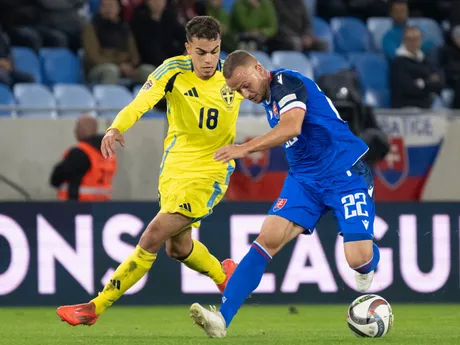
[273,198,287,212]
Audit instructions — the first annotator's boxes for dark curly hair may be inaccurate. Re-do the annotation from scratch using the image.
[185,16,221,42]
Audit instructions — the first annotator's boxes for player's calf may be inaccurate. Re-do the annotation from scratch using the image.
[343,238,380,292]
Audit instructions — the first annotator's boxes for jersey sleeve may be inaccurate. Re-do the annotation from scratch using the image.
[271,73,308,116]
[108,60,186,133]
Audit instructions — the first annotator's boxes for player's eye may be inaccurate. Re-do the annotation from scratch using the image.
[211,50,218,55]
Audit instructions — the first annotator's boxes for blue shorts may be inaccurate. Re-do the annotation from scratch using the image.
[268,160,375,242]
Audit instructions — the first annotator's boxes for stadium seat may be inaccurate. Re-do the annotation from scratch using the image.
[408,18,444,46]
[313,17,334,52]
[331,17,374,54]
[53,84,95,117]
[348,53,388,91]
[367,17,392,51]
[11,47,42,83]
[441,89,454,108]
[220,51,228,60]
[89,0,100,13]
[39,48,81,85]
[93,85,133,118]
[240,99,256,115]
[222,0,235,12]
[271,51,314,80]
[364,89,390,108]
[14,83,56,117]
[0,85,15,116]
[309,52,350,78]
[250,51,274,70]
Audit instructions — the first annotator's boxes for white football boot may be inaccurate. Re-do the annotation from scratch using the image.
[354,270,374,292]
[190,303,227,338]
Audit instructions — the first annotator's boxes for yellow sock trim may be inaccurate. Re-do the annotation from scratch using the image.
[182,239,226,284]
[91,245,157,315]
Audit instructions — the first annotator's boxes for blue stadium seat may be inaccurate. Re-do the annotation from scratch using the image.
[348,53,388,91]
[367,17,392,51]
[441,89,454,108]
[271,51,313,80]
[250,51,273,70]
[364,89,390,108]
[53,84,95,117]
[14,83,56,117]
[331,17,373,54]
[309,52,350,78]
[89,0,100,13]
[0,85,15,116]
[408,18,444,46]
[220,51,228,60]
[313,17,334,52]
[222,0,235,12]
[240,99,256,115]
[39,48,81,85]
[11,47,41,83]
[93,85,133,118]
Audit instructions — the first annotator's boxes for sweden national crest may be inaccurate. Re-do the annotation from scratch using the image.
[221,84,235,105]
[375,136,409,189]
[239,137,269,181]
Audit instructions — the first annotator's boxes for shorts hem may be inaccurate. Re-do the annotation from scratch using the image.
[342,232,374,243]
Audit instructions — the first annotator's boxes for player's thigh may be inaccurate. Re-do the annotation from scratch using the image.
[328,160,375,243]
[139,212,193,253]
[256,215,305,257]
[267,174,326,234]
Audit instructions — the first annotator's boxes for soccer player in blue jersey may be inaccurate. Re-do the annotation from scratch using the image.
[189,50,381,338]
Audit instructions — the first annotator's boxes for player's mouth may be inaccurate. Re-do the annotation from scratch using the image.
[202,67,214,73]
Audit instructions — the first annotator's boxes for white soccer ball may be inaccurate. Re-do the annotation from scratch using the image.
[347,294,394,338]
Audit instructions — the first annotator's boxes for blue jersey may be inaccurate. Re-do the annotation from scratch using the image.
[262,69,368,180]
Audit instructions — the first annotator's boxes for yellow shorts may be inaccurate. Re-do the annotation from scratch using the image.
[158,176,228,228]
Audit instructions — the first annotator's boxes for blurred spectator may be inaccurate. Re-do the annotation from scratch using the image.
[230,0,277,51]
[176,0,206,26]
[382,0,434,60]
[0,29,34,87]
[51,115,117,201]
[205,0,238,52]
[131,0,185,67]
[269,0,328,53]
[441,25,460,109]
[390,26,443,109]
[120,0,143,21]
[83,0,154,85]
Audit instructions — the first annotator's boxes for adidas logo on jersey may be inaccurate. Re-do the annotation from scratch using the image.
[179,203,192,212]
[184,87,199,97]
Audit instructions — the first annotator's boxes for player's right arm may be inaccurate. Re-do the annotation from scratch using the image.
[101,57,190,158]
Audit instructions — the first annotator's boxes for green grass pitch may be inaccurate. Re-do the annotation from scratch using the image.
[2,304,460,345]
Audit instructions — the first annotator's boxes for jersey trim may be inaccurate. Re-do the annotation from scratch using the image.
[152,59,192,80]
[206,181,223,208]
[225,162,235,185]
[165,71,182,93]
[280,101,306,115]
[159,135,177,174]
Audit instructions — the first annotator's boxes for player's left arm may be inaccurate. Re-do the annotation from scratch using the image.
[215,73,307,162]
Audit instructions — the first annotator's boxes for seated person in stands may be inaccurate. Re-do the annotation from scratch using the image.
[230,0,277,51]
[441,25,460,109]
[382,0,434,60]
[82,0,154,85]
[0,30,34,87]
[390,26,443,108]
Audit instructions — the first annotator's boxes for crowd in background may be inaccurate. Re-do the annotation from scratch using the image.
[1,0,460,109]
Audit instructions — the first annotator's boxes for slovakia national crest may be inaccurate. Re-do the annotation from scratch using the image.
[375,136,409,189]
[273,198,287,212]
[272,103,279,117]
[239,137,270,180]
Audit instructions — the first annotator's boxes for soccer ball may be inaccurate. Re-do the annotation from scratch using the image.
[347,294,394,338]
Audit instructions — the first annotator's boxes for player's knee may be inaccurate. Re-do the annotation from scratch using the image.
[138,222,166,253]
[343,238,373,269]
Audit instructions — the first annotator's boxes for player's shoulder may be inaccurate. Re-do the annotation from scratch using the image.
[271,69,309,102]
[151,55,193,80]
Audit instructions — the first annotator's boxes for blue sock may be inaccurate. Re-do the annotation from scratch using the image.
[353,243,380,274]
[219,241,271,327]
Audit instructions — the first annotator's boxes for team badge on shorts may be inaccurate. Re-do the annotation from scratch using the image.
[273,198,287,212]
[142,79,154,91]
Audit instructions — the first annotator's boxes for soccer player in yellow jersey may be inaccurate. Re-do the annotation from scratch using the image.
[56,16,242,326]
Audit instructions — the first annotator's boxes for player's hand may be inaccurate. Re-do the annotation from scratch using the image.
[214,144,248,163]
[101,128,125,158]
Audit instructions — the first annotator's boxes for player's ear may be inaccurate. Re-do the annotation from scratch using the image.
[185,42,191,56]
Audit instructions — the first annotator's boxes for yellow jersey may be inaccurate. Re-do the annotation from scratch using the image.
[109,55,242,185]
